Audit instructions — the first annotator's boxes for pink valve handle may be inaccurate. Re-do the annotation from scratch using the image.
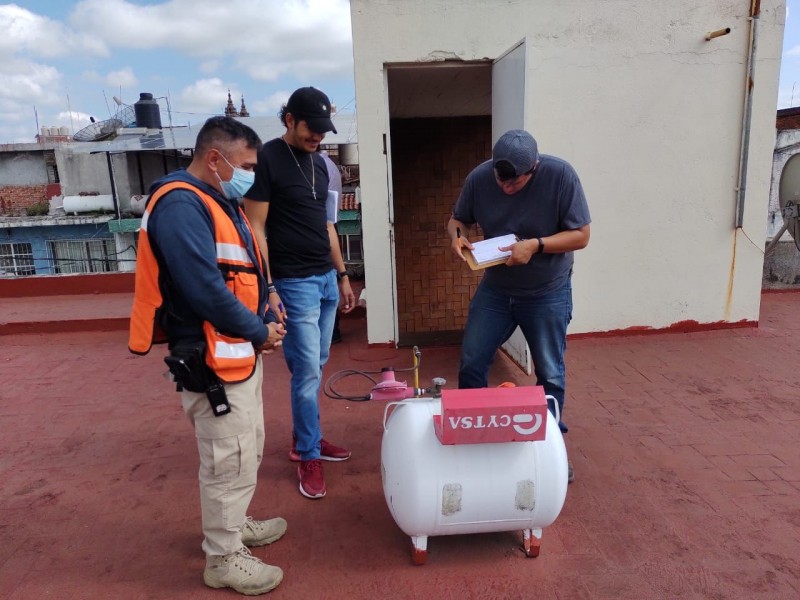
[370,380,415,401]
[370,369,416,401]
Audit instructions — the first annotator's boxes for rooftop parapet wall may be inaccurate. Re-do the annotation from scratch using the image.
[0,272,134,298]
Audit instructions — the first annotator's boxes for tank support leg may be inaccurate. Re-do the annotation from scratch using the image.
[410,535,428,565]
[522,528,542,558]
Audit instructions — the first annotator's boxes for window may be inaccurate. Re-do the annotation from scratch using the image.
[0,242,35,276]
[44,150,60,183]
[339,233,363,262]
[48,238,119,274]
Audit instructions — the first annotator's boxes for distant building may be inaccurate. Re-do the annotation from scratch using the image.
[0,112,359,279]
[224,91,250,118]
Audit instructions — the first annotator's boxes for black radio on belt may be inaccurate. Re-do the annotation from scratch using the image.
[206,382,231,416]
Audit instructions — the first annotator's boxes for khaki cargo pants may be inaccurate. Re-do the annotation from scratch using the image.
[181,356,264,556]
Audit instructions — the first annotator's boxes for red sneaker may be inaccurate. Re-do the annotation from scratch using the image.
[288,438,352,462]
[297,459,326,499]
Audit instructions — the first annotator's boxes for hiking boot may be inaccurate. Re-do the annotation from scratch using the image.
[204,546,283,595]
[241,516,287,547]
[288,437,351,462]
[568,459,575,484]
[297,459,326,499]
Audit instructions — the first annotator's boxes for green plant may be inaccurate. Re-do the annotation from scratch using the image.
[25,201,49,216]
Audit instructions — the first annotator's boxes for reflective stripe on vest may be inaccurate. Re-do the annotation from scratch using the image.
[129,180,264,384]
[214,339,257,359]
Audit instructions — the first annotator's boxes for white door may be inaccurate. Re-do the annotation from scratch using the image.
[492,39,532,375]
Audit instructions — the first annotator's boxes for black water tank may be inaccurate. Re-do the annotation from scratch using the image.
[134,93,162,129]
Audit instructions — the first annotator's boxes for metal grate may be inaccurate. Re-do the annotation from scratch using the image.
[48,238,119,274]
[0,242,35,276]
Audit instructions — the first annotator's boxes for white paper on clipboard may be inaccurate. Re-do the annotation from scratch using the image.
[468,233,518,266]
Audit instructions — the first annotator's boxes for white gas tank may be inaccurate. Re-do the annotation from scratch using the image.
[381,396,568,564]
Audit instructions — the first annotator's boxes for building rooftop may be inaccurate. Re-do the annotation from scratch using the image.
[1,290,799,598]
[60,113,358,155]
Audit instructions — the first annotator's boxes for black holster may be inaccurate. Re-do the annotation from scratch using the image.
[164,341,230,417]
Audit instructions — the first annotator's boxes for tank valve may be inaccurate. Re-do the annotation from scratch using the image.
[429,377,447,398]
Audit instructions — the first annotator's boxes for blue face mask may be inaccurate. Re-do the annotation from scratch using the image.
[216,153,255,200]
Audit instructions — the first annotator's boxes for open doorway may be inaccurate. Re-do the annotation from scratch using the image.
[387,61,492,347]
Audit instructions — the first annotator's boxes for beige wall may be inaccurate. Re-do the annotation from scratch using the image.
[351,0,786,344]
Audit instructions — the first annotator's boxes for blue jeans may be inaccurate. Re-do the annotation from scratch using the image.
[274,270,339,460]
[458,278,573,432]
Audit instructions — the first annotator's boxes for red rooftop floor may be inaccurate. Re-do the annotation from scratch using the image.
[1,289,799,599]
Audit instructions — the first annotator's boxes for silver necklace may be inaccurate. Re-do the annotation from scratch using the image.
[283,137,316,199]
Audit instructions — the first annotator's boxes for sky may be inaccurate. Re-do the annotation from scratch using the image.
[2,1,800,145]
[0,0,354,143]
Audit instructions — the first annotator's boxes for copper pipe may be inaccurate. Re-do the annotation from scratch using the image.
[705,27,731,41]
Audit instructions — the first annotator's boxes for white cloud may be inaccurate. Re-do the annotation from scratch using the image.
[47,110,92,136]
[177,78,240,116]
[0,4,107,60]
[0,59,63,106]
[787,45,800,57]
[252,91,292,115]
[69,0,354,79]
[105,67,137,88]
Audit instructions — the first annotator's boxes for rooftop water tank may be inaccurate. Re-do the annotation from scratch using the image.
[339,143,359,165]
[63,194,115,215]
[134,93,162,129]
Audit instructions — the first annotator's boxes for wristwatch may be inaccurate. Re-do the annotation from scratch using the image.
[337,271,348,280]
[536,238,545,254]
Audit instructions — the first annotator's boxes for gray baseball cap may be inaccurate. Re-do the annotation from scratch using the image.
[492,130,538,178]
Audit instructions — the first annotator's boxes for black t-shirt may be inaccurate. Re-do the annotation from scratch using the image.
[247,138,332,278]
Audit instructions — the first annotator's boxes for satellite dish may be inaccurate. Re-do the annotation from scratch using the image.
[73,105,136,142]
[766,153,800,254]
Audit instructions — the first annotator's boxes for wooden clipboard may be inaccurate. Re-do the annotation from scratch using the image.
[460,232,517,270]
[462,247,509,271]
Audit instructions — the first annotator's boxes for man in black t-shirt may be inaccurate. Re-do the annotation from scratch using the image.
[245,87,355,500]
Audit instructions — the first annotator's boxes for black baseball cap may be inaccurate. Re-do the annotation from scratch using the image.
[285,87,337,134]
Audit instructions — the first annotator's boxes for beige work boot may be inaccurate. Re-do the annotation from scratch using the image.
[241,516,287,547]
[204,547,283,595]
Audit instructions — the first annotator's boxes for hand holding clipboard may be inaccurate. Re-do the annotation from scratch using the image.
[461,233,519,270]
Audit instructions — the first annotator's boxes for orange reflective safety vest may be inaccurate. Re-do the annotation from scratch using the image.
[129,180,265,383]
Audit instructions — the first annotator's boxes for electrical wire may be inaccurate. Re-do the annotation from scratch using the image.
[323,353,422,401]
[323,369,377,401]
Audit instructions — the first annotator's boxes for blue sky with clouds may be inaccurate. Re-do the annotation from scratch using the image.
[779,2,800,106]
[1,1,799,144]
[0,0,354,143]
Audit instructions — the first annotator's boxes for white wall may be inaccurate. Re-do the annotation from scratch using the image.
[0,152,48,185]
[351,0,785,343]
[55,150,133,211]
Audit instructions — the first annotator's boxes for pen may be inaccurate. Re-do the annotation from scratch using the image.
[278,302,285,313]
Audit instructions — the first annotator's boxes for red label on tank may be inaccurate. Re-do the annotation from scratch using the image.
[433,386,548,445]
